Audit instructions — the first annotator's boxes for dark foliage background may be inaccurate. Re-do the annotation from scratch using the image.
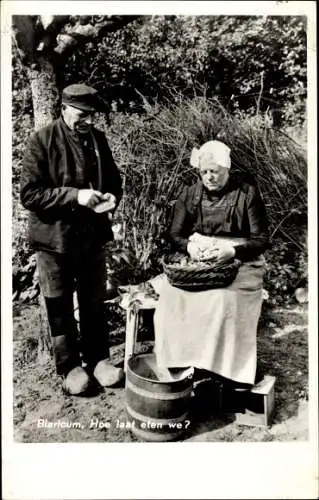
[12,15,308,306]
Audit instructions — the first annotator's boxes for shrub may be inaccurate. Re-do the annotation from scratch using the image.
[12,111,34,268]
[12,96,307,306]
[12,50,34,268]
[64,15,307,125]
[264,237,308,306]
[98,96,307,302]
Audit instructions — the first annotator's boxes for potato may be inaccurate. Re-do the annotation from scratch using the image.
[94,193,116,213]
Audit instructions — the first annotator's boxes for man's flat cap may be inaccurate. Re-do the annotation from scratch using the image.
[62,84,107,112]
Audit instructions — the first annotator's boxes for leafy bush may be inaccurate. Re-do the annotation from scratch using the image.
[12,95,307,306]
[12,110,34,268]
[264,238,308,306]
[64,15,307,125]
[12,47,34,268]
[11,14,307,307]
[95,96,308,304]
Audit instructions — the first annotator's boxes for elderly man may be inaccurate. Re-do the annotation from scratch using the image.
[154,140,270,389]
[20,83,124,395]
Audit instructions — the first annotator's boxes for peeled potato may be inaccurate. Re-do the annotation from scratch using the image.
[94,201,114,213]
[102,193,114,201]
[94,193,116,213]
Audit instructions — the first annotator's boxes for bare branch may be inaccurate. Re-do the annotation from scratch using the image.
[56,15,142,54]
[12,15,38,55]
[13,14,143,62]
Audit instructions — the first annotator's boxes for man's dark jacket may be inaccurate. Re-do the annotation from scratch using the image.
[169,175,270,262]
[20,117,122,254]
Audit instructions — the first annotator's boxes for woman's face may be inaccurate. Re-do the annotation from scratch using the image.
[199,156,230,192]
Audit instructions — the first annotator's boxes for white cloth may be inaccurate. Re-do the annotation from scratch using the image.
[190,140,231,169]
[154,256,265,385]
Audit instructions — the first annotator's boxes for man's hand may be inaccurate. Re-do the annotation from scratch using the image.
[77,189,103,209]
[93,193,117,213]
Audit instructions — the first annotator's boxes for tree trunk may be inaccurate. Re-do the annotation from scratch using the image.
[27,57,60,131]
[27,57,60,361]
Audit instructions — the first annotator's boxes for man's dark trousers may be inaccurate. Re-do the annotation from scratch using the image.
[36,246,109,376]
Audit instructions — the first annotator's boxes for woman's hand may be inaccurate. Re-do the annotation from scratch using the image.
[187,241,217,261]
[187,233,218,261]
[209,241,236,263]
[187,241,203,261]
[187,234,236,263]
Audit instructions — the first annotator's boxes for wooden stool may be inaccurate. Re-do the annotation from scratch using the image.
[118,294,158,372]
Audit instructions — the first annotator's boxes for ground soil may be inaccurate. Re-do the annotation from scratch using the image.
[12,301,308,443]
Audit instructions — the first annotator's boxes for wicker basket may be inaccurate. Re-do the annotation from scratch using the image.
[162,254,241,291]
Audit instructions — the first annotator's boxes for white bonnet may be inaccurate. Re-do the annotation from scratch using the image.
[190,140,231,169]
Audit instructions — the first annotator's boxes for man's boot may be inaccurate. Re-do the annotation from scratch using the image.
[51,335,91,395]
[93,358,124,388]
[62,366,91,395]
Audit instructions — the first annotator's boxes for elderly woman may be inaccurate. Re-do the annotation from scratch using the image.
[154,140,270,388]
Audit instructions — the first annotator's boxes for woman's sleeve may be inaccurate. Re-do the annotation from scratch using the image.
[169,189,190,252]
[234,184,270,261]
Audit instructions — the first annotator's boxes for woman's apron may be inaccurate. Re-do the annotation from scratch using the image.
[154,238,265,385]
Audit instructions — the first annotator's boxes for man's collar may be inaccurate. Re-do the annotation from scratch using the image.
[59,115,92,139]
[59,115,77,136]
